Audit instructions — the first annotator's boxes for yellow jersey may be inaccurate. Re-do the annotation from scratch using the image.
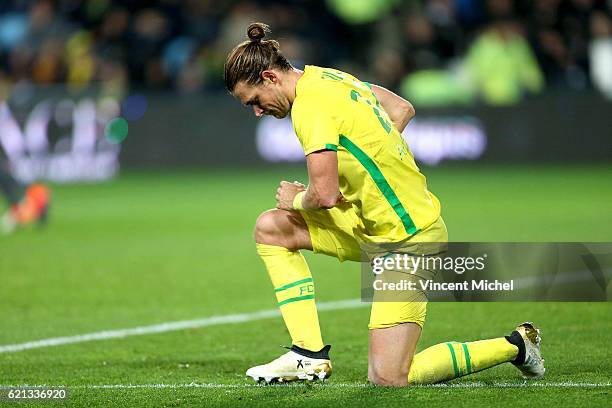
[291,65,441,243]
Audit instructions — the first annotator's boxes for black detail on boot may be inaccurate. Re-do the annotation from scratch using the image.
[290,344,331,360]
[506,331,526,365]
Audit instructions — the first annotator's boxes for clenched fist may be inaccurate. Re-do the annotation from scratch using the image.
[276,180,306,210]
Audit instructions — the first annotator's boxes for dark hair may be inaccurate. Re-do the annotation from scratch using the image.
[224,22,292,92]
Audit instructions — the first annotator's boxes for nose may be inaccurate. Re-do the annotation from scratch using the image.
[253,105,264,117]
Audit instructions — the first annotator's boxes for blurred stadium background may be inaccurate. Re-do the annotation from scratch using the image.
[0,1,611,406]
[0,0,611,174]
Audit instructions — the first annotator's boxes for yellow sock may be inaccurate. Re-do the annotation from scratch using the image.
[256,243,324,351]
[408,338,518,384]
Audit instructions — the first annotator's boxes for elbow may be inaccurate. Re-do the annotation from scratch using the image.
[402,101,415,120]
[398,101,415,131]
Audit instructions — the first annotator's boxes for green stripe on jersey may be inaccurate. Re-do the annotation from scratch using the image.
[325,144,338,151]
[338,135,418,235]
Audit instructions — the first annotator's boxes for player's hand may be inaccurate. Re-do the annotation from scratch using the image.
[276,181,305,210]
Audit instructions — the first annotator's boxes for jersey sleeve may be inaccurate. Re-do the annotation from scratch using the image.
[292,91,340,155]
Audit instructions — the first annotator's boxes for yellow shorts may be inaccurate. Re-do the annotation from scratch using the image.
[300,205,448,330]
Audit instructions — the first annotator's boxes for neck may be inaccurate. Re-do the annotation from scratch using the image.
[285,68,304,105]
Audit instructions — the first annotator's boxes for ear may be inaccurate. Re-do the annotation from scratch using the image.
[261,70,278,84]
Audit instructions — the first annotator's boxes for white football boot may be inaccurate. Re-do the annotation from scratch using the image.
[246,345,332,384]
[512,322,545,379]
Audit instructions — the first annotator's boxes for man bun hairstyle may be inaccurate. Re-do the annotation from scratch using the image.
[224,22,292,92]
[247,22,267,41]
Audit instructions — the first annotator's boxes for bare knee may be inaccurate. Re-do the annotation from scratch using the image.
[368,366,409,387]
[367,324,420,387]
[254,210,282,245]
[254,209,310,250]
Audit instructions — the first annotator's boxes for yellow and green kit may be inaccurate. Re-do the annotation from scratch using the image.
[291,65,441,244]
[256,66,522,384]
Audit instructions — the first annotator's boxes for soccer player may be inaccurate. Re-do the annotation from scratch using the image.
[224,23,545,385]
[0,160,50,234]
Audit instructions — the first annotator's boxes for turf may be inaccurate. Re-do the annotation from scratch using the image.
[1,165,610,407]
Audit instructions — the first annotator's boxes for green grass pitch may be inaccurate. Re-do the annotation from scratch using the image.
[1,164,611,407]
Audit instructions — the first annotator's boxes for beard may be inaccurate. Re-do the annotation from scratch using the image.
[271,95,291,118]
[272,110,288,119]
[267,105,289,118]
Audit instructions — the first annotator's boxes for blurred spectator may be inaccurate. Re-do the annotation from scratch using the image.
[129,8,171,88]
[399,68,474,107]
[326,0,398,25]
[65,30,95,90]
[0,0,608,105]
[589,10,612,98]
[464,20,544,105]
[404,12,444,71]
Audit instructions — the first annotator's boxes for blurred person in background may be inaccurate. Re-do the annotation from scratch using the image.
[0,160,50,234]
[588,10,612,98]
[462,0,544,105]
[395,2,473,107]
[463,17,544,105]
[223,22,544,386]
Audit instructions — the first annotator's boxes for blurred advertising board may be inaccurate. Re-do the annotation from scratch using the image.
[2,90,610,182]
[0,87,122,183]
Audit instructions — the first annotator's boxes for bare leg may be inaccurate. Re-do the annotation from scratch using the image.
[0,161,22,205]
[368,323,422,386]
[254,208,312,250]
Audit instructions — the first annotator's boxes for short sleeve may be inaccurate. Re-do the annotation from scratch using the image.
[292,93,340,155]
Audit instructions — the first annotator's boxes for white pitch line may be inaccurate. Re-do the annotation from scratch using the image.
[1,382,610,389]
[0,299,365,354]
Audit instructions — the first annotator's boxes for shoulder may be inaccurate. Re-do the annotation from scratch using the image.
[292,66,356,119]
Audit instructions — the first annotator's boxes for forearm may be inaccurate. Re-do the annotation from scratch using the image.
[293,150,340,210]
[294,186,339,210]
